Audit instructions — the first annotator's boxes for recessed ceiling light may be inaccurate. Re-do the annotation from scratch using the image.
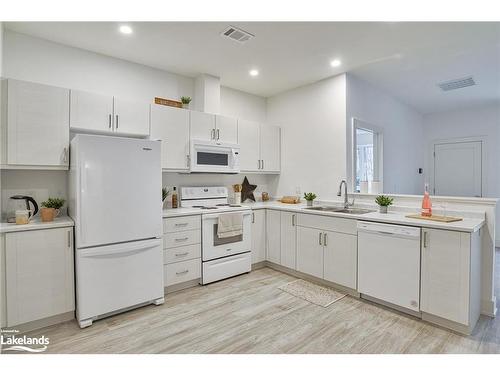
[330,59,342,67]
[119,25,133,35]
[249,69,259,77]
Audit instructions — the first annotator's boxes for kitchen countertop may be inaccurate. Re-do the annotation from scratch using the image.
[0,216,74,234]
[163,201,485,233]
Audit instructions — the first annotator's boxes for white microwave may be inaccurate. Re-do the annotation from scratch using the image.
[190,140,240,174]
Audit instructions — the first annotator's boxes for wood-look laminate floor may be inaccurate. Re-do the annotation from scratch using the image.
[9,250,500,354]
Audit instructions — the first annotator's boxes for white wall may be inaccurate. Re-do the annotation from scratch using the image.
[423,103,500,244]
[346,74,424,195]
[220,86,267,123]
[3,30,194,103]
[267,74,347,199]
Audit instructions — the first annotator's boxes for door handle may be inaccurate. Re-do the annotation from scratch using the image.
[67,230,71,248]
[252,212,255,223]
[217,129,220,140]
[108,114,112,129]
[176,270,189,275]
[175,252,189,257]
[258,159,261,169]
[174,222,189,227]
[292,214,296,226]
[63,147,68,163]
[319,232,322,245]
[262,159,264,170]
[211,129,215,140]
[115,115,119,129]
[323,232,327,246]
[423,231,429,248]
[175,237,189,242]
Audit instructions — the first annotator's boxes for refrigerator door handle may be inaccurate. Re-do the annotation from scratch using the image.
[79,239,161,258]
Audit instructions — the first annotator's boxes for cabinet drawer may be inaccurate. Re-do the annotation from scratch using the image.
[164,258,201,286]
[163,230,200,249]
[297,213,356,235]
[163,244,201,264]
[163,215,201,233]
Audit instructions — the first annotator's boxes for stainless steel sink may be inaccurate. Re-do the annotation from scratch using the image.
[305,206,374,215]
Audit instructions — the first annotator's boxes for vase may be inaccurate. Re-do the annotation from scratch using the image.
[307,200,313,207]
[182,103,190,109]
[40,207,56,222]
[379,206,388,214]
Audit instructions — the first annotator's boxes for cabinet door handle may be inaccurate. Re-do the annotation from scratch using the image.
[175,252,189,257]
[319,232,322,245]
[323,232,327,246]
[108,114,112,129]
[252,212,255,223]
[115,115,119,129]
[176,270,189,275]
[217,129,220,140]
[211,129,215,140]
[175,237,189,242]
[262,159,264,170]
[258,160,261,169]
[186,154,190,167]
[63,147,68,163]
[292,214,296,226]
[423,231,429,248]
[67,230,71,248]
[174,222,189,227]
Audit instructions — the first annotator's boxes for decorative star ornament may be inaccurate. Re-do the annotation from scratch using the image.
[241,176,257,202]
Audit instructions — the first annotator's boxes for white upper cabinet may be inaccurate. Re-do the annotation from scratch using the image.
[113,98,150,137]
[70,90,113,133]
[150,104,190,170]
[260,125,281,173]
[238,119,261,171]
[215,115,238,144]
[2,79,70,168]
[190,110,216,141]
[70,89,150,137]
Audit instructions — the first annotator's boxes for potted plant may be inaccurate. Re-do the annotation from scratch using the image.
[375,195,394,214]
[40,197,65,222]
[180,96,192,109]
[303,192,317,207]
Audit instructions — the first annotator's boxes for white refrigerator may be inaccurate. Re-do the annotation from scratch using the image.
[69,134,164,328]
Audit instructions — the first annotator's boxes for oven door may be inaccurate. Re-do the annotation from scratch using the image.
[202,211,252,261]
[190,140,240,173]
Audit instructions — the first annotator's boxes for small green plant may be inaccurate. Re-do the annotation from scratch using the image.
[180,96,192,105]
[303,192,317,201]
[375,195,394,207]
[41,197,65,209]
[162,187,170,202]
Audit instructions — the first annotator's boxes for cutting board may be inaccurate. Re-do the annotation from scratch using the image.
[405,214,463,223]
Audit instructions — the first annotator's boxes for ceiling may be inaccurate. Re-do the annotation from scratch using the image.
[5,22,500,114]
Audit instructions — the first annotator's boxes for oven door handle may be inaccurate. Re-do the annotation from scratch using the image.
[202,211,251,220]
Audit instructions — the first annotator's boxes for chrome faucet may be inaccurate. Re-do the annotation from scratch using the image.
[337,180,354,209]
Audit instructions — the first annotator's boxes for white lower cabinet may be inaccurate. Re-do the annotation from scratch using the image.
[251,210,266,264]
[266,210,281,264]
[420,228,481,330]
[5,227,75,327]
[162,216,201,288]
[323,230,357,289]
[296,226,324,278]
[280,212,297,269]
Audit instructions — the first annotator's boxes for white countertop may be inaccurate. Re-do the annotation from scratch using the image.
[0,216,74,234]
[163,201,485,233]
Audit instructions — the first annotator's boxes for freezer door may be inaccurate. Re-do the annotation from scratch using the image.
[73,135,162,248]
[76,238,164,321]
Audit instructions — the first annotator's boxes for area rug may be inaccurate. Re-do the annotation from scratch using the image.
[279,279,347,307]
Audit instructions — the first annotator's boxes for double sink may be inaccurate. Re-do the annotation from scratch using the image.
[306,206,375,215]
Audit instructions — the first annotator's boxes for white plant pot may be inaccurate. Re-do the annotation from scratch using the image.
[379,206,388,214]
[307,200,313,207]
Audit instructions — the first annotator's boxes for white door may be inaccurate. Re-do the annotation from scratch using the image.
[421,229,471,325]
[70,90,113,133]
[74,135,162,248]
[251,210,266,263]
[113,98,150,137]
[434,141,482,197]
[280,212,297,269]
[215,115,238,144]
[238,120,261,171]
[150,104,190,170]
[266,210,281,264]
[6,227,74,326]
[323,231,357,289]
[296,226,323,278]
[190,110,216,141]
[7,80,70,167]
[260,125,281,172]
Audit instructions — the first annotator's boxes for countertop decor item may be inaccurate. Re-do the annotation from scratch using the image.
[304,192,317,207]
[261,192,270,202]
[375,195,393,214]
[180,96,192,109]
[241,177,257,203]
[421,183,433,217]
[233,184,242,205]
[154,97,183,108]
[280,196,301,204]
[40,197,65,222]
[405,214,463,223]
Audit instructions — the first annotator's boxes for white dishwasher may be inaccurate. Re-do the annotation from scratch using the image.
[357,221,421,312]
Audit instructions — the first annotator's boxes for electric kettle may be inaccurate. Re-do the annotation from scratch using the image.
[6,195,39,223]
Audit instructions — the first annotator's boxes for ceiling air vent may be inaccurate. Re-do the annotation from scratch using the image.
[437,76,476,92]
[221,26,254,43]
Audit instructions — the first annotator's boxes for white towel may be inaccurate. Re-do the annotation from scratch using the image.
[217,212,243,238]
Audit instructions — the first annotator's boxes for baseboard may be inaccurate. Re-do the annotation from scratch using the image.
[5,311,75,334]
[421,312,474,336]
[252,261,266,270]
[165,278,201,294]
[481,296,497,317]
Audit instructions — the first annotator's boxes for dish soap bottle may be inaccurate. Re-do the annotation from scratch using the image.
[421,183,432,217]
[171,187,178,209]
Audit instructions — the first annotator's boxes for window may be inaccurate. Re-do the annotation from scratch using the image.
[352,119,383,193]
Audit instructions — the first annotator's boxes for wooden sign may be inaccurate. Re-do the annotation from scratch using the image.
[154,97,183,108]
